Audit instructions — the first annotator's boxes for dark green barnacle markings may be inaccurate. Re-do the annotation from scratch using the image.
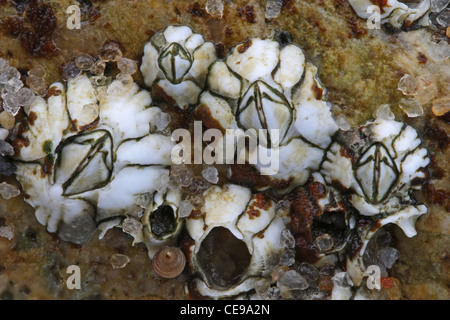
[158,42,192,84]
[42,140,53,154]
[237,80,293,148]
[54,129,114,196]
[353,142,399,205]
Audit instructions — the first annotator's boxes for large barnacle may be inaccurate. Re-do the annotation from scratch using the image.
[321,111,430,285]
[196,38,338,193]
[348,0,431,28]
[14,72,176,245]
[140,25,217,109]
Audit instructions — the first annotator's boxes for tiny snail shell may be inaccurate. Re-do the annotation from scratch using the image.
[153,246,186,278]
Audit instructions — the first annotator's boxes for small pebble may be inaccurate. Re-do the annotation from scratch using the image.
[432,96,450,116]
[117,58,138,75]
[399,98,423,118]
[378,247,399,269]
[298,262,320,284]
[205,0,224,18]
[201,166,219,184]
[136,193,152,208]
[280,228,295,249]
[178,200,193,218]
[0,140,14,156]
[0,110,16,129]
[28,65,46,79]
[189,194,205,209]
[375,104,395,120]
[0,226,14,240]
[431,0,450,13]
[436,8,450,27]
[26,75,47,96]
[265,0,283,19]
[335,114,351,131]
[0,128,9,140]
[397,74,418,96]
[0,182,20,200]
[151,32,167,49]
[271,265,289,282]
[154,111,171,132]
[17,87,35,107]
[331,272,353,288]
[121,217,142,237]
[154,172,170,193]
[0,58,9,73]
[279,248,296,266]
[266,287,281,300]
[277,270,309,291]
[110,254,130,269]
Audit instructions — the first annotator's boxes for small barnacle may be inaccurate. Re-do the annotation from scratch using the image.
[140,25,217,109]
[152,246,186,278]
[348,0,431,29]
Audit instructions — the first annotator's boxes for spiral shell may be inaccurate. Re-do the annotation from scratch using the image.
[152,246,186,278]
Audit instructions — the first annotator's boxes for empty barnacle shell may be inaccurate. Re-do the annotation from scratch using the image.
[287,172,354,264]
[196,37,337,194]
[140,25,217,109]
[185,184,286,298]
[141,189,184,257]
[152,246,186,278]
[348,0,431,29]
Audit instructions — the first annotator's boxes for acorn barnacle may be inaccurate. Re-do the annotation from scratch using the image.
[195,37,338,194]
[348,0,431,28]
[140,25,217,109]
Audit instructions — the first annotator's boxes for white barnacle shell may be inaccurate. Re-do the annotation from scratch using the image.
[320,114,429,285]
[140,25,217,109]
[141,189,184,258]
[185,184,285,298]
[197,38,337,193]
[18,82,69,161]
[14,70,176,245]
[348,0,431,29]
